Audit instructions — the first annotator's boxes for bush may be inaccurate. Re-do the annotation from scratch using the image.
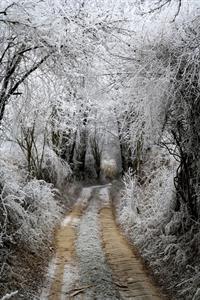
[118,147,200,299]
[0,148,62,298]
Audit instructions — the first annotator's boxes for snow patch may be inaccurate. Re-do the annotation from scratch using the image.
[76,187,93,207]
[76,199,120,299]
[40,256,57,300]
[71,217,80,227]
[99,187,111,206]
[61,216,72,227]
[60,264,79,300]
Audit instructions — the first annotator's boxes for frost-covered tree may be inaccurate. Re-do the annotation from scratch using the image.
[0,0,130,123]
[117,2,200,299]
[0,1,136,298]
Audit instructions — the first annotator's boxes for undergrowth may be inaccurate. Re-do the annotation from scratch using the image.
[0,146,63,299]
[118,146,200,299]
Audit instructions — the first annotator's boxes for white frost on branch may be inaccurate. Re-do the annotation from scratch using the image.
[1,291,18,300]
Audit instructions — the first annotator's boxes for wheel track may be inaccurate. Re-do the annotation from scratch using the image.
[41,185,166,300]
[48,207,82,300]
[100,205,164,300]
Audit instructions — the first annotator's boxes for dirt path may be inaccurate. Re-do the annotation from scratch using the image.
[48,208,82,300]
[41,188,92,300]
[100,207,162,300]
[40,185,164,300]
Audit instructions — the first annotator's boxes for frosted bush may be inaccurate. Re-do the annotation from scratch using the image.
[1,141,72,189]
[120,170,142,226]
[18,179,62,252]
[119,147,176,230]
[0,148,62,254]
[0,144,63,299]
[118,147,200,299]
[39,145,72,189]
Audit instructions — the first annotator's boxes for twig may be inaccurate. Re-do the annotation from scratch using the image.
[1,291,18,300]
[69,285,93,297]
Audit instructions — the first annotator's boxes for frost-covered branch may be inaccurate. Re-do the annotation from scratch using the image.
[1,291,18,300]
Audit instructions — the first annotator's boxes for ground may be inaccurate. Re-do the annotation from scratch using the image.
[39,184,166,300]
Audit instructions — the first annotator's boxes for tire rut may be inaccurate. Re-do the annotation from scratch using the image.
[75,196,120,299]
[100,206,165,300]
[48,207,82,300]
[41,185,166,300]
[41,187,93,300]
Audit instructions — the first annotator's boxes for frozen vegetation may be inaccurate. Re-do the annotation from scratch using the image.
[0,0,200,299]
[76,194,120,300]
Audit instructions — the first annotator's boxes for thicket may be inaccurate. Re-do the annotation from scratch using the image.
[0,1,133,298]
[118,7,200,299]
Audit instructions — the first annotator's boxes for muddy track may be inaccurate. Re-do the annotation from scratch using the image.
[40,185,164,300]
[100,207,162,300]
[48,208,82,300]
